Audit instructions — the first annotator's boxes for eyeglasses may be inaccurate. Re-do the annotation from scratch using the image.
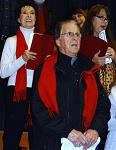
[60,32,81,38]
[95,15,110,22]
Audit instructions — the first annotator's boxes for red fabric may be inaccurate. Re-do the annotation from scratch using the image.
[80,35,109,60]
[38,51,99,128]
[35,4,49,33]
[38,50,59,115]
[13,29,27,102]
[26,34,55,69]
[80,65,100,129]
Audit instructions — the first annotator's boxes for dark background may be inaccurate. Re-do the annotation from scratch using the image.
[46,0,116,38]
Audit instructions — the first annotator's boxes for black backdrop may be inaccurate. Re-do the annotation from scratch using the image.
[46,0,116,38]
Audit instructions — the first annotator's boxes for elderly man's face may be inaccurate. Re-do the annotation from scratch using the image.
[56,22,81,57]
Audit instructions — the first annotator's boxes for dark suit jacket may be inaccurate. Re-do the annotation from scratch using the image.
[31,52,110,150]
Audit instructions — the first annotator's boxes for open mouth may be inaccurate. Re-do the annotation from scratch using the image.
[71,43,78,47]
[26,18,32,22]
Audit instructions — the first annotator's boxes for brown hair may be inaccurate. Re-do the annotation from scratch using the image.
[72,8,87,18]
[82,4,116,49]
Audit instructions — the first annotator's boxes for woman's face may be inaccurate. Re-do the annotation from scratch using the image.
[18,6,36,29]
[92,9,109,37]
[73,13,86,28]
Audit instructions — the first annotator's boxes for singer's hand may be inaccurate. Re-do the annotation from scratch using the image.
[106,47,116,61]
[22,50,37,62]
[92,51,105,66]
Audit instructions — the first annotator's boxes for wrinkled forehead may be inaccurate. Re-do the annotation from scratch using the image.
[61,22,80,33]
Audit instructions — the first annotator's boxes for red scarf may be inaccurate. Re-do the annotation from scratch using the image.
[80,65,99,129]
[38,51,100,129]
[13,29,28,102]
[38,51,58,115]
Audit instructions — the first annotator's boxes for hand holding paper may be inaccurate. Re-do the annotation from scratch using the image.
[26,33,55,69]
[61,137,100,150]
[22,50,37,62]
[80,35,109,60]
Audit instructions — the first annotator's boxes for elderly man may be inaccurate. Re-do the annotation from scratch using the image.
[31,19,110,150]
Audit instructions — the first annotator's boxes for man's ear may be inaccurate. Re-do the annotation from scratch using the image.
[56,39,60,47]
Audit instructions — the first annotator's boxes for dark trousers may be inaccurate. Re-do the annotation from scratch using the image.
[3,86,32,150]
[97,133,108,150]
[0,39,8,129]
[0,78,8,129]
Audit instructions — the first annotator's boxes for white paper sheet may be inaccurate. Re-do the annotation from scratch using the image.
[61,137,100,150]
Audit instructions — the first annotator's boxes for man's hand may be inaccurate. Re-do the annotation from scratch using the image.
[68,129,99,149]
[68,129,88,147]
[83,129,99,149]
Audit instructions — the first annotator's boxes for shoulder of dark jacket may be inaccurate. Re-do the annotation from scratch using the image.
[78,53,95,70]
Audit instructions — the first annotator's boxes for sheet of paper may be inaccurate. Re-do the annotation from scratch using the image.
[99,30,112,64]
[61,137,100,150]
